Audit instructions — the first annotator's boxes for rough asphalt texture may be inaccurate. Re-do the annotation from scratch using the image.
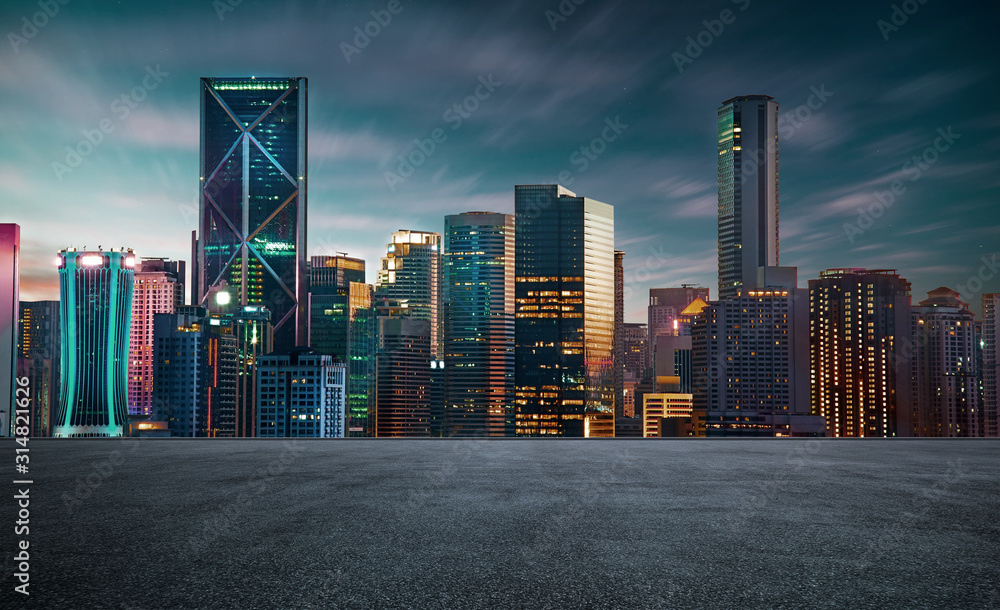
[2,439,998,609]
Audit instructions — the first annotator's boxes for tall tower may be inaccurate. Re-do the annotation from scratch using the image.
[514,185,615,437]
[196,77,307,353]
[443,212,515,437]
[376,230,442,358]
[614,250,625,421]
[980,294,999,437]
[717,95,779,300]
[53,249,135,438]
[809,268,914,437]
[0,224,18,437]
[18,301,60,437]
[128,258,185,417]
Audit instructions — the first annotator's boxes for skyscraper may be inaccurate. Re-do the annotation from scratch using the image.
[309,255,377,436]
[693,267,815,436]
[376,230,442,358]
[195,76,307,353]
[17,301,60,437]
[514,185,615,437]
[232,305,273,437]
[376,316,431,437]
[0,224,18,437]
[256,348,346,438]
[911,288,978,437]
[128,258,185,417]
[809,268,914,437]
[52,248,135,438]
[614,250,625,420]
[717,95,779,300]
[443,212,515,437]
[983,294,1000,437]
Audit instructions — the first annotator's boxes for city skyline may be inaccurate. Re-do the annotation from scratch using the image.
[3,0,998,322]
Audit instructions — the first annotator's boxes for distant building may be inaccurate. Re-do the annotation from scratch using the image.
[52,249,135,437]
[256,348,346,438]
[614,250,625,420]
[17,301,60,437]
[810,268,913,437]
[514,185,615,437]
[717,95,779,300]
[232,306,273,437]
[643,391,694,437]
[648,287,709,361]
[376,316,431,437]
[128,258,185,417]
[654,335,693,393]
[376,230,442,358]
[694,267,817,436]
[0,224,17,436]
[194,76,308,352]
[911,288,978,437]
[310,255,365,290]
[984,294,1000,437]
[443,212,515,437]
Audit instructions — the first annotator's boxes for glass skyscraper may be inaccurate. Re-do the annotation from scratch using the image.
[717,95,779,300]
[195,77,307,353]
[52,248,135,438]
[443,212,515,437]
[514,185,615,437]
[376,230,442,358]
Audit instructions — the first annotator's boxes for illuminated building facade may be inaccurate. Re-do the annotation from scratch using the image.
[0,223,17,436]
[642,392,694,437]
[984,294,1000,437]
[17,301,60,437]
[232,306,273,437]
[648,287,710,347]
[52,249,135,438]
[128,258,185,417]
[514,185,615,437]
[376,317,431,437]
[717,95,779,300]
[443,212,515,437]
[809,268,914,437]
[152,307,237,437]
[195,77,307,353]
[911,288,978,437]
[256,348,346,438]
[693,267,817,436]
[309,255,377,436]
[614,250,625,420]
[376,230,442,358]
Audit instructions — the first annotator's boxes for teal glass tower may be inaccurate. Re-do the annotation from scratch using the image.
[52,248,135,437]
[196,77,307,353]
[514,185,615,437]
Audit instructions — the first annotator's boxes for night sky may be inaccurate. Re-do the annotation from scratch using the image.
[2,0,997,320]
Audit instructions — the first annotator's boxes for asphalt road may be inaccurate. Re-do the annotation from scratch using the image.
[3,439,999,609]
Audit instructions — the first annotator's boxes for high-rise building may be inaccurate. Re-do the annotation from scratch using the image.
[195,77,307,353]
[693,267,818,436]
[717,95,779,300]
[376,316,431,437]
[17,301,60,437]
[911,288,978,437]
[128,258,185,417]
[809,268,914,437]
[443,212,515,437]
[310,255,365,289]
[623,322,649,380]
[614,250,625,420]
[983,294,1000,437]
[376,230,442,358]
[52,248,135,437]
[1,223,18,436]
[152,307,238,437]
[232,305,273,437]
[514,185,615,437]
[256,348,346,438]
[647,287,710,361]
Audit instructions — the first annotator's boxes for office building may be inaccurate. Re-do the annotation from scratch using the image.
[642,391,695,437]
[443,212,515,437]
[256,347,346,438]
[984,294,1000,437]
[194,77,308,353]
[17,301,59,437]
[911,288,978,437]
[310,254,365,290]
[1,224,17,436]
[128,258,185,417]
[376,230,442,358]
[52,248,135,437]
[809,268,914,437]
[514,185,615,437]
[614,250,625,420]
[693,267,818,436]
[717,95,779,300]
[232,305,273,437]
[376,316,432,437]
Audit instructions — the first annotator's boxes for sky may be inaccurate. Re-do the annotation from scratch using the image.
[1,0,998,321]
